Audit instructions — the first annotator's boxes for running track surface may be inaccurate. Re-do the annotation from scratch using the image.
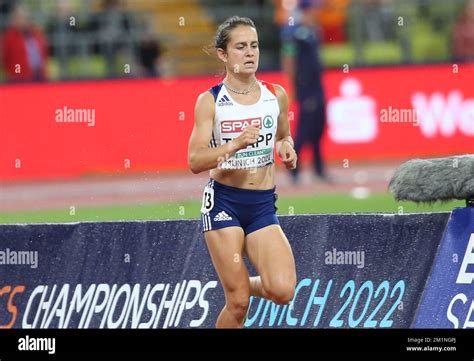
[0,162,399,212]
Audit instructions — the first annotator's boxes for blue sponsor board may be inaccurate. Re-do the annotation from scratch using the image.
[413,207,474,328]
[0,213,449,328]
[0,221,220,329]
[245,213,448,328]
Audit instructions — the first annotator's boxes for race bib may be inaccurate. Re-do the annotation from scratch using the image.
[200,186,214,214]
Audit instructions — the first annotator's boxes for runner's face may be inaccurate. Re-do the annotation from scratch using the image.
[223,26,259,75]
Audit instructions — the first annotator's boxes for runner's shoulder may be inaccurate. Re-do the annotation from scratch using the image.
[197,90,215,104]
[265,83,288,108]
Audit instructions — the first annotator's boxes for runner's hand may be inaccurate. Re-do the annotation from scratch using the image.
[234,125,260,150]
[279,141,297,170]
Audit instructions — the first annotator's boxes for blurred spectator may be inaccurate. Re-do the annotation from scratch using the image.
[281,0,329,184]
[275,0,349,43]
[89,0,135,77]
[1,4,48,82]
[137,19,162,77]
[453,0,474,61]
[315,0,350,43]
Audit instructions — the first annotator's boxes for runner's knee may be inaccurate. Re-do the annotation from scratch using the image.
[265,279,295,305]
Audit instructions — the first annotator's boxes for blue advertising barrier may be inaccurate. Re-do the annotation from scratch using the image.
[0,212,463,329]
[245,213,449,328]
[414,207,474,328]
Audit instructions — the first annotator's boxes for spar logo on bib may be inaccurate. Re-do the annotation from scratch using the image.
[263,115,274,129]
[221,118,262,133]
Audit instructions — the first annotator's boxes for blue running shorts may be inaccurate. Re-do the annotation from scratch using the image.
[200,178,280,236]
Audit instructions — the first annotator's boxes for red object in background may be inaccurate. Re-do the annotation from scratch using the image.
[1,26,48,81]
[0,63,473,181]
[320,24,345,43]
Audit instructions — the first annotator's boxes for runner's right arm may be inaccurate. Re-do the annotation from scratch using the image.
[188,91,259,174]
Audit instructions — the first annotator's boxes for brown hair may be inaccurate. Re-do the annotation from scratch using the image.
[214,16,256,51]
